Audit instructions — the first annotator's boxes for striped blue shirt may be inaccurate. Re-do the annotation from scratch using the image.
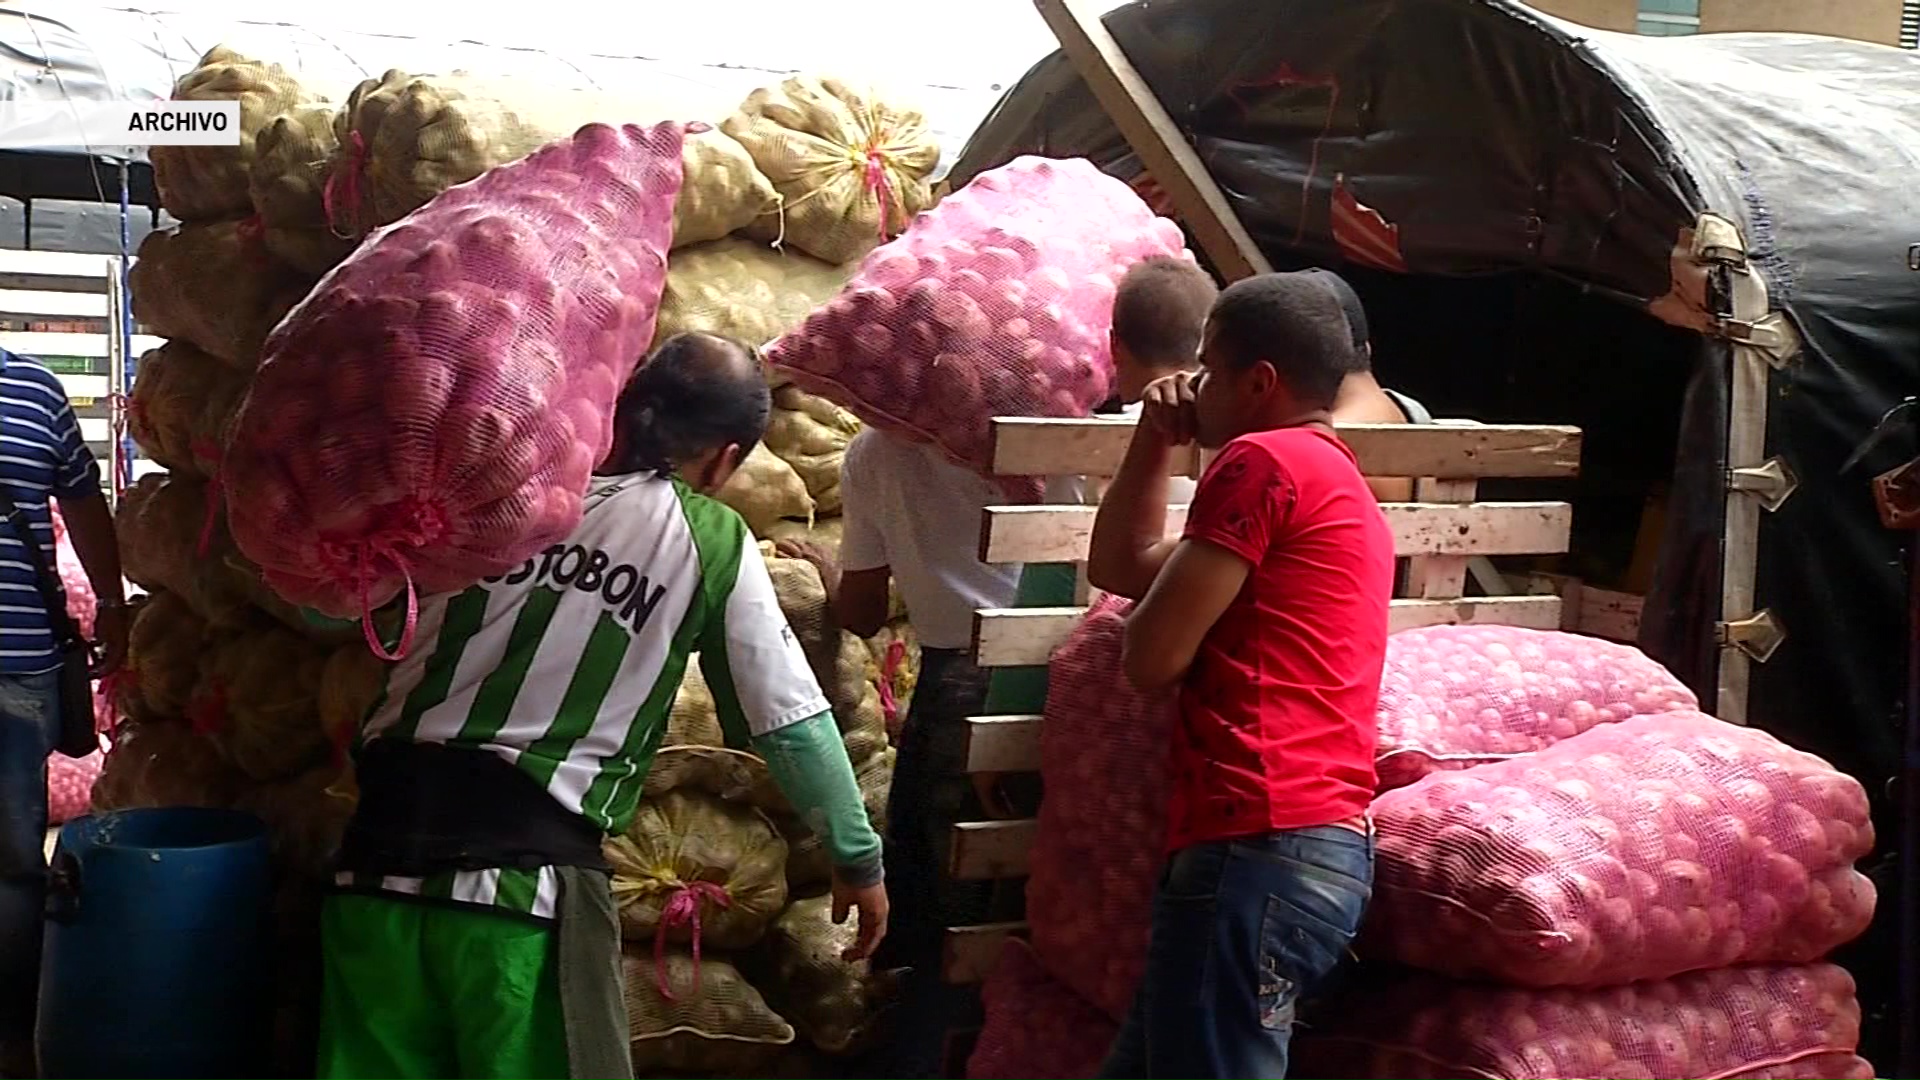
[0,351,101,673]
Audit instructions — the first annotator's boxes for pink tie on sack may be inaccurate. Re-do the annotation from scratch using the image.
[878,639,905,730]
[321,129,368,238]
[653,880,732,1002]
[864,141,898,241]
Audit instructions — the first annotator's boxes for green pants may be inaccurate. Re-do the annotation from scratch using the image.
[318,894,570,1079]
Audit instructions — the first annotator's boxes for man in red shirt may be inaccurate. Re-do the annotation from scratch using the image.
[1087,272,1395,1078]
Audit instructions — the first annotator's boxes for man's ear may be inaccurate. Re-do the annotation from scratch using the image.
[701,441,746,494]
[1248,359,1279,398]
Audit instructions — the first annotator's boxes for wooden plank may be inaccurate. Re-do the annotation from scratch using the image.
[944,922,1027,984]
[981,501,1573,565]
[1574,585,1645,643]
[968,716,1043,773]
[950,820,1037,880]
[59,374,110,400]
[990,417,1583,480]
[974,595,1567,668]
[1404,478,1475,599]
[1031,0,1272,281]
[0,331,164,360]
[0,250,116,293]
[0,289,111,322]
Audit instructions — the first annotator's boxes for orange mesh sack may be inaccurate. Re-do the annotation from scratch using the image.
[1369,711,1877,988]
[967,939,1116,1080]
[124,591,209,719]
[91,718,242,812]
[1026,594,1177,1020]
[1291,964,1875,1080]
[607,789,790,950]
[126,342,248,477]
[623,950,795,1075]
[723,76,939,265]
[765,385,861,515]
[150,46,308,222]
[767,156,1190,475]
[223,122,686,644]
[116,473,264,628]
[249,104,357,275]
[129,222,310,368]
[716,443,814,536]
[650,237,854,354]
[1376,625,1699,792]
[193,621,332,782]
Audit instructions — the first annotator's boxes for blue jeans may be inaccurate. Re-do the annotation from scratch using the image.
[0,671,60,1042]
[1100,826,1374,1080]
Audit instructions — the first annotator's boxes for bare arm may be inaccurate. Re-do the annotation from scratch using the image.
[1087,374,1191,599]
[56,480,128,671]
[1123,539,1251,691]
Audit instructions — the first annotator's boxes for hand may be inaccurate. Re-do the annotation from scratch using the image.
[1139,371,1198,446]
[830,873,890,962]
[972,772,1018,820]
[775,539,840,591]
[92,604,129,676]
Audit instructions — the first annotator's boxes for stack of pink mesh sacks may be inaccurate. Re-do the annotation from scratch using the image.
[1294,627,1878,1080]
[222,122,687,655]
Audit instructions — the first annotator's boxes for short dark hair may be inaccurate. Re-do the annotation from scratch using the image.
[608,332,770,475]
[1111,257,1219,368]
[1206,274,1352,408]
[1295,268,1370,368]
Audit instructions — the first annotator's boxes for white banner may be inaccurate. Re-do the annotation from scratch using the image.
[0,100,242,149]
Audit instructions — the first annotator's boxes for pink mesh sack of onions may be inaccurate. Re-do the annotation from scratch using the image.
[224,122,687,655]
[1291,963,1874,1080]
[1375,626,1697,792]
[1026,593,1177,1021]
[766,155,1188,475]
[48,750,103,825]
[51,507,95,638]
[1368,711,1876,988]
[967,939,1116,1080]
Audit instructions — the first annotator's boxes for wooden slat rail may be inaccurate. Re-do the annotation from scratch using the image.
[943,419,1583,984]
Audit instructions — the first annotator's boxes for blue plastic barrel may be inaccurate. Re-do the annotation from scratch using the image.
[36,807,273,1079]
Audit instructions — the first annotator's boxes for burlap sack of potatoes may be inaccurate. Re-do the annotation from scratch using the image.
[151,46,310,222]
[249,103,357,275]
[127,342,248,478]
[723,75,940,265]
[651,238,854,359]
[716,443,814,537]
[764,385,860,514]
[130,222,310,368]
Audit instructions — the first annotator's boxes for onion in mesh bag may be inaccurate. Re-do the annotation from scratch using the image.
[1369,711,1877,987]
[150,46,309,222]
[745,895,894,1054]
[194,620,332,781]
[130,222,311,368]
[51,508,94,640]
[91,718,242,811]
[125,591,209,719]
[224,121,686,645]
[48,751,103,825]
[651,238,854,355]
[127,342,249,477]
[623,950,795,1075]
[716,443,814,537]
[608,789,789,949]
[1026,595,1176,1021]
[723,76,940,265]
[767,156,1189,474]
[1376,625,1699,792]
[967,938,1116,1080]
[325,70,555,237]
[1291,963,1874,1080]
[765,385,861,514]
[249,104,357,275]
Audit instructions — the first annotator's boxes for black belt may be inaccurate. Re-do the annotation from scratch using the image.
[336,739,610,878]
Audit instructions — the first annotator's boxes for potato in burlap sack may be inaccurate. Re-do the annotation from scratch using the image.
[761,551,883,732]
[116,473,255,626]
[130,222,310,368]
[233,763,357,878]
[763,515,843,553]
[667,660,725,747]
[608,789,789,950]
[643,746,783,808]
[623,950,795,1075]
[717,443,813,537]
[651,238,855,355]
[673,129,779,248]
[150,46,308,222]
[92,717,241,811]
[747,894,896,1054]
[125,590,209,719]
[126,343,247,478]
[319,643,389,753]
[327,70,553,237]
[765,385,860,514]
[194,621,332,782]
[724,76,940,265]
[249,103,357,275]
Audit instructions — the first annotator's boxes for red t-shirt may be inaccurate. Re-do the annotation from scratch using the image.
[1164,425,1394,852]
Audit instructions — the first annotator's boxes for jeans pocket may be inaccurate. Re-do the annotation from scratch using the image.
[1257,892,1354,1031]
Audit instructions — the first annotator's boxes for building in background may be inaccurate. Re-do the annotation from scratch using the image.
[1530,0,1911,45]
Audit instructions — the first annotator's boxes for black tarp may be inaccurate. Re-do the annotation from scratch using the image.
[955,0,1917,1055]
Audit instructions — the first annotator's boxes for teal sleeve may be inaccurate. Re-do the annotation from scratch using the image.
[751,711,884,887]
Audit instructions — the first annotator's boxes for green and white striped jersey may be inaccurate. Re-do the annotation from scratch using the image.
[335,472,829,921]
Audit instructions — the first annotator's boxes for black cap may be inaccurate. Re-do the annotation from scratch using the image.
[1294,267,1369,352]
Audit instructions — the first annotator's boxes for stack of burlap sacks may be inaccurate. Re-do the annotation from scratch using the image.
[101,45,936,1077]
